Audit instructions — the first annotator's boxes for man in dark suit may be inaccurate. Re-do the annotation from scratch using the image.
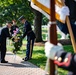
[0,21,12,63]
[18,15,36,61]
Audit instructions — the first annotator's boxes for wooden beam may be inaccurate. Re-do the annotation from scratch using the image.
[61,0,76,53]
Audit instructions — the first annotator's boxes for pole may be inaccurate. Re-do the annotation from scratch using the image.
[66,17,76,53]
[48,0,57,75]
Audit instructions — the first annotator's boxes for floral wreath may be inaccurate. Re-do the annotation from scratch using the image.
[11,28,23,54]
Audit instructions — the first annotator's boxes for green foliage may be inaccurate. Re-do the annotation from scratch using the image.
[13,40,22,53]
[42,15,49,25]
[63,45,74,53]
[0,0,34,25]
[12,29,23,53]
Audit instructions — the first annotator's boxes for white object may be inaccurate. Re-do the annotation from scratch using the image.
[59,6,70,21]
[45,42,63,60]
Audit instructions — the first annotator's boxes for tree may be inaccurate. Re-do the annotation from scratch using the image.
[33,10,43,42]
[0,0,45,42]
[0,0,34,26]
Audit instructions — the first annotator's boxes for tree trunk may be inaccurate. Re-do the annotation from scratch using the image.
[34,10,43,42]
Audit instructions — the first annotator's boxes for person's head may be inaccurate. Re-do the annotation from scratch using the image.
[12,20,16,25]
[18,15,26,24]
[6,21,13,28]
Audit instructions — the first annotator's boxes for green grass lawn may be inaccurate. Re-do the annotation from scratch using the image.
[7,42,74,75]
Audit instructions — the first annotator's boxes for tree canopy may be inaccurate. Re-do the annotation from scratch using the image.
[0,0,49,42]
[0,0,34,26]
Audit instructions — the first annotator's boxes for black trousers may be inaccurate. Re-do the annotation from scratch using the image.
[26,37,35,59]
[0,41,6,61]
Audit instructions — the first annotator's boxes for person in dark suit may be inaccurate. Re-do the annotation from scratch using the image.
[18,15,36,61]
[57,0,76,39]
[0,21,12,63]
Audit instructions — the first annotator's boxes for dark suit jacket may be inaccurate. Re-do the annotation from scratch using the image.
[0,26,11,46]
[22,21,36,40]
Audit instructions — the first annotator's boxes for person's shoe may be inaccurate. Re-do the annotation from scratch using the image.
[1,60,8,63]
[22,57,29,61]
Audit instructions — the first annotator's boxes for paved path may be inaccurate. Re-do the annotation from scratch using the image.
[0,51,46,75]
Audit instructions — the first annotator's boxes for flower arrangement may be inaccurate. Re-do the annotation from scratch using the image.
[11,28,23,54]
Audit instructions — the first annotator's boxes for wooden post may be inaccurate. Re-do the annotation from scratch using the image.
[66,17,76,53]
[61,0,76,53]
[48,0,57,75]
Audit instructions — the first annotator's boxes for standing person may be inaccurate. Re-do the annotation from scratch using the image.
[0,21,12,63]
[18,15,36,61]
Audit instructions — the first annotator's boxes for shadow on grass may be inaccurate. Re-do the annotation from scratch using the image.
[17,49,46,68]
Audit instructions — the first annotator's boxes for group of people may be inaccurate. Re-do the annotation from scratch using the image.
[0,16,36,63]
